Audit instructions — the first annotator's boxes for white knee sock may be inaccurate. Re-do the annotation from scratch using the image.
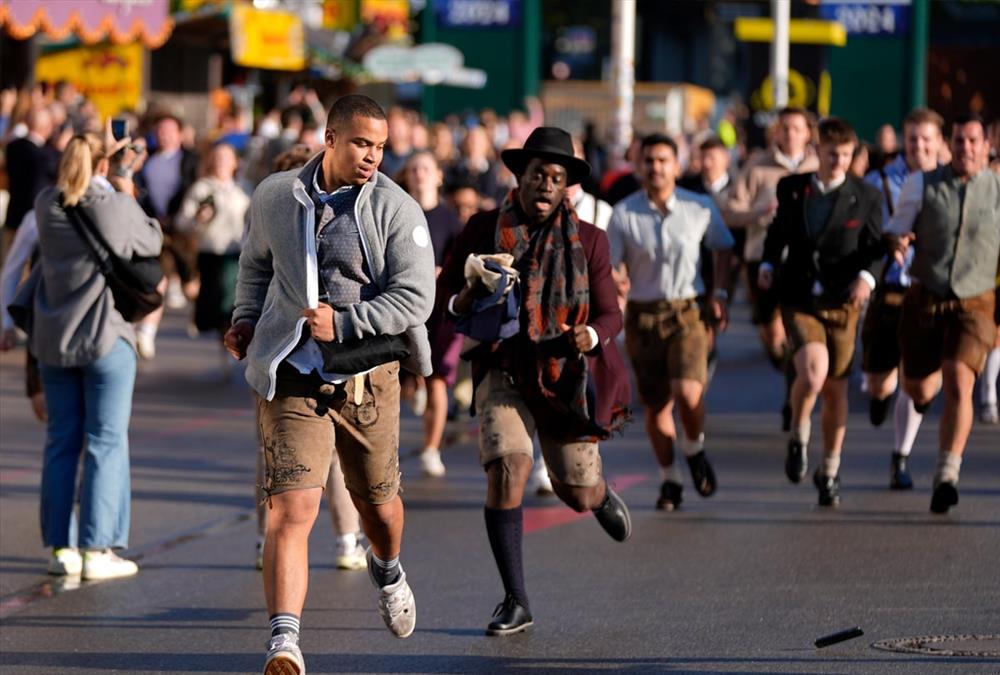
[822,454,841,477]
[979,348,1000,406]
[893,391,923,457]
[659,463,684,484]
[680,433,705,458]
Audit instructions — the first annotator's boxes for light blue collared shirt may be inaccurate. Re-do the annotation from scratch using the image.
[865,155,926,287]
[607,187,735,302]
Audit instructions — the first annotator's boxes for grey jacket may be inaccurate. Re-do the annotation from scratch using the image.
[27,183,163,367]
[234,153,435,400]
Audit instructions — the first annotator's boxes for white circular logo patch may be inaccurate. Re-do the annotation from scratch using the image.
[412,225,430,248]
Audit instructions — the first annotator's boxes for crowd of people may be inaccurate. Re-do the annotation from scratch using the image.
[2,80,999,675]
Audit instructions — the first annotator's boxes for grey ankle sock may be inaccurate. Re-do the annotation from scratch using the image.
[371,553,401,587]
[934,453,962,486]
[791,422,811,445]
[269,613,300,638]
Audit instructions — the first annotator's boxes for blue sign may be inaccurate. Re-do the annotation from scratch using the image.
[434,0,521,28]
[819,1,912,37]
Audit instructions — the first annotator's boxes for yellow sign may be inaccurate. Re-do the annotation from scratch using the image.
[35,42,143,119]
[734,18,848,47]
[229,4,305,71]
[751,70,817,111]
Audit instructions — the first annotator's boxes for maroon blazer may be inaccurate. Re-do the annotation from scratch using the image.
[437,209,631,432]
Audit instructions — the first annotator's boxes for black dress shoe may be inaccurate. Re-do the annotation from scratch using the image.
[890,452,913,490]
[869,394,893,427]
[655,480,683,511]
[486,595,533,636]
[930,481,959,514]
[813,469,840,507]
[686,451,717,497]
[593,485,632,541]
[785,439,808,484]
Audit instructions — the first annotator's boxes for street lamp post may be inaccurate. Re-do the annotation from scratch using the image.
[610,0,636,168]
[771,0,790,110]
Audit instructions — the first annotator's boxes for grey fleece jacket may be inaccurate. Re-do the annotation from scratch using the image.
[27,183,163,367]
[234,152,435,400]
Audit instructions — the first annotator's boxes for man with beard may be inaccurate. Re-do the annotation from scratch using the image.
[886,113,1000,514]
[608,134,734,512]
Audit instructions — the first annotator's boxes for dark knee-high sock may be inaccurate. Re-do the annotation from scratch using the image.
[484,506,528,610]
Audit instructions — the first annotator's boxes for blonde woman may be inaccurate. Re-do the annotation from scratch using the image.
[29,132,162,579]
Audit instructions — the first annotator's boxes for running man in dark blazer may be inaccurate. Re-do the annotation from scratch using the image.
[758,117,884,507]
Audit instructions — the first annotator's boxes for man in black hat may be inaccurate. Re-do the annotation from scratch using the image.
[607,133,734,512]
[438,126,632,636]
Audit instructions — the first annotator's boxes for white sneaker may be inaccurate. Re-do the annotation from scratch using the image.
[335,537,366,571]
[165,281,187,309]
[264,633,304,675]
[136,329,156,360]
[366,548,415,638]
[979,403,999,425]
[420,448,446,477]
[81,549,138,580]
[48,548,82,576]
[410,386,427,416]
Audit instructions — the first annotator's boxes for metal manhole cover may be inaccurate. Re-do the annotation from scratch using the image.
[872,634,1000,657]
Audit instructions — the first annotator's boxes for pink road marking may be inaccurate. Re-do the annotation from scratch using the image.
[523,473,648,534]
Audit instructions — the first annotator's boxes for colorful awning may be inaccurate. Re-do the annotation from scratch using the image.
[0,0,174,49]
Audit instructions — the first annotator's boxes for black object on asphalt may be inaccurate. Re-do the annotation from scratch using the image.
[815,627,864,648]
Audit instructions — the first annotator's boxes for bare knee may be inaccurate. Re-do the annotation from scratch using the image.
[552,480,604,512]
[820,377,848,404]
[269,488,322,530]
[795,349,828,394]
[942,360,975,400]
[867,370,897,400]
[354,495,400,527]
[485,454,532,508]
[671,379,703,411]
[904,376,937,406]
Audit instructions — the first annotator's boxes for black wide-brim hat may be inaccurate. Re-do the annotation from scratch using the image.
[500,126,591,186]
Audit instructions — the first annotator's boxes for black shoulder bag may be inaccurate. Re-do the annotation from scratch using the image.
[62,197,164,322]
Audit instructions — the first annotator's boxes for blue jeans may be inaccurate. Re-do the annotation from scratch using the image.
[38,338,137,549]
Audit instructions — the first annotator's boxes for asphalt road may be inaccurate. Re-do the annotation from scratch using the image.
[1,303,998,675]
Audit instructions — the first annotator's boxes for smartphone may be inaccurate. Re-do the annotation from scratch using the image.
[111,118,129,140]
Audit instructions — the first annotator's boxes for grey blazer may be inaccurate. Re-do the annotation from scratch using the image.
[27,183,163,367]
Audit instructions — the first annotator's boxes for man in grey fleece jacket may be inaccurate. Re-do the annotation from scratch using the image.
[225,95,434,674]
